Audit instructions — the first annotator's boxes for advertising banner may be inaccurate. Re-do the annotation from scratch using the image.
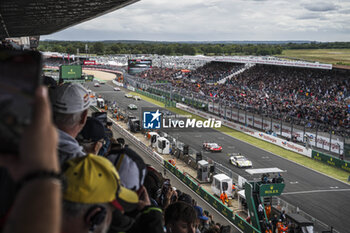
[258,183,285,197]
[207,103,343,154]
[234,214,261,233]
[83,60,96,65]
[311,151,350,172]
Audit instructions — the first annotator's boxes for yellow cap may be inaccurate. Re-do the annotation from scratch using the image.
[63,154,138,211]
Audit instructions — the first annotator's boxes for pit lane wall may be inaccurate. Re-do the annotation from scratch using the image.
[176,103,312,158]
[164,161,261,233]
[312,150,350,173]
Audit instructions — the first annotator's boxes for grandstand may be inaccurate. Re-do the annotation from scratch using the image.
[43,53,350,155]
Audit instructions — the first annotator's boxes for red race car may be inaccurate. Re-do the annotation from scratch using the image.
[202,142,222,152]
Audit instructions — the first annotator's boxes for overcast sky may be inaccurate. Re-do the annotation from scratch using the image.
[42,0,350,42]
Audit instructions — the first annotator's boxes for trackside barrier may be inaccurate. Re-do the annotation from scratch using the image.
[164,160,261,233]
[135,89,177,107]
[311,150,350,173]
[234,214,260,233]
[112,80,123,87]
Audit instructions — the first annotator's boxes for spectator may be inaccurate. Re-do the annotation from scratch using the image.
[164,201,197,233]
[0,86,61,233]
[106,146,163,233]
[194,206,210,233]
[106,145,147,192]
[178,193,193,205]
[62,154,139,233]
[77,117,106,155]
[51,83,91,166]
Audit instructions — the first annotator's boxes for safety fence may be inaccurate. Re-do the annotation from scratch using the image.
[311,150,350,173]
[135,89,176,107]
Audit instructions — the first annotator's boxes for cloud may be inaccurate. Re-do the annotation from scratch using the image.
[42,0,350,42]
[303,2,338,12]
[296,12,328,20]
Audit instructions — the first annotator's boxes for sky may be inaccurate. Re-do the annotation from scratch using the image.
[41,0,350,42]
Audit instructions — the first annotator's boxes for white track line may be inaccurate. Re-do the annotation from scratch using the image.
[282,189,350,195]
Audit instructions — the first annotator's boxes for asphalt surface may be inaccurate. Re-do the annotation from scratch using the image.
[86,81,350,233]
[107,120,241,233]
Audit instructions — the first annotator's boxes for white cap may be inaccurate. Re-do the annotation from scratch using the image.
[52,83,91,114]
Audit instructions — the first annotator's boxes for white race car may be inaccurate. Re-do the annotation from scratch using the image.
[229,153,252,168]
[202,142,222,152]
[114,87,121,91]
[133,95,141,100]
[94,82,100,87]
[125,93,133,98]
[128,104,138,110]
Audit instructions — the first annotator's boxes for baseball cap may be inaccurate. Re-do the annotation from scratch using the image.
[63,154,139,212]
[194,206,209,221]
[52,83,91,114]
[107,146,147,191]
[78,117,106,142]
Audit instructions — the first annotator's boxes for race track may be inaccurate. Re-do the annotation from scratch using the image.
[86,81,350,233]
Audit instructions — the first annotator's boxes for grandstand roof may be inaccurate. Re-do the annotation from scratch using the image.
[0,0,139,39]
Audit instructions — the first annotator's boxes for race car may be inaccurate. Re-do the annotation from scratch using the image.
[128,104,138,110]
[202,142,222,152]
[133,95,141,100]
[125,93,133,98]
[94,82,100,87]
[114,87,121,91]
[229,153,252,168]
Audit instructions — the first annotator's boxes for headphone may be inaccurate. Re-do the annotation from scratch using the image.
[85,205,107,232]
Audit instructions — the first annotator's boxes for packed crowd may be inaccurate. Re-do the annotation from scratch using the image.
[137,62,243,84]
[139,62,350,136]
[0,80,231,233]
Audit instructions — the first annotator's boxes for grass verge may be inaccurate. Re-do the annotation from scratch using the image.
[131,92,350,183]
[279,49,350,66]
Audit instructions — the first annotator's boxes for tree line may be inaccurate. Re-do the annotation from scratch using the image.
[38,41,350,56]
